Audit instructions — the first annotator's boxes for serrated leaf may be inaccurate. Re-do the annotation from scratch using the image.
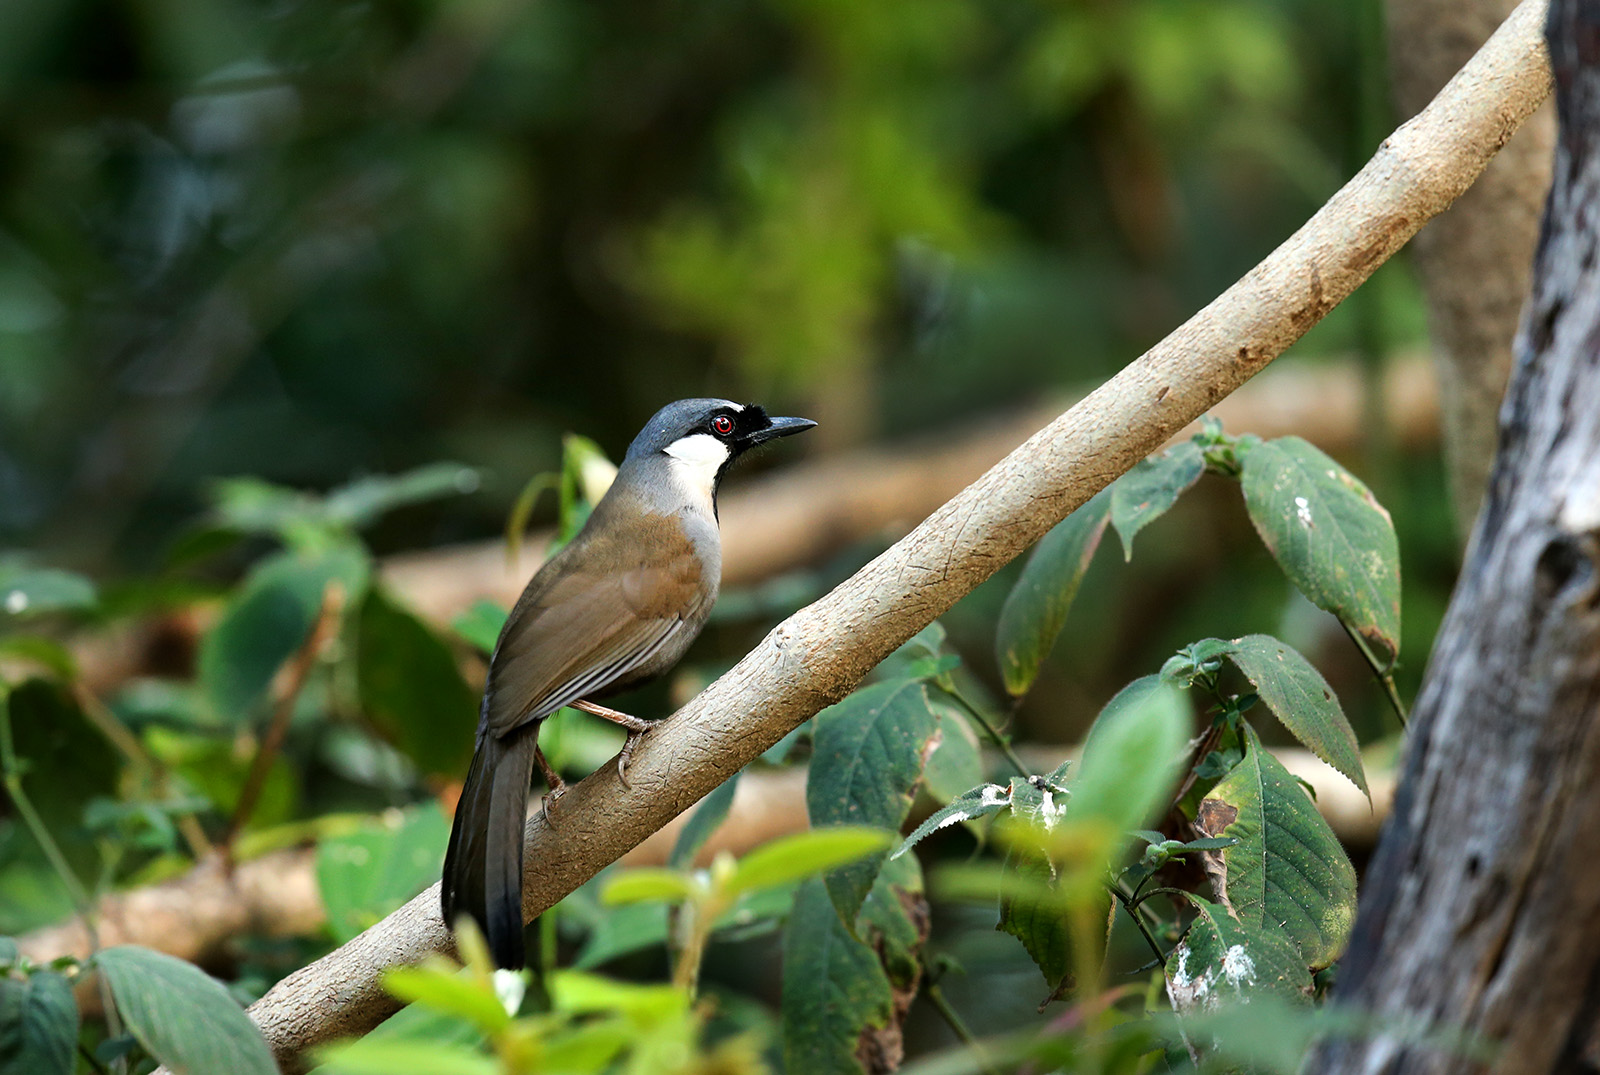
[995,492,1112,696]
[199,544,368,722]
[1221,634,1367,797]
[0,970,77,1075]
[450,600,508,655]
[1197,728,1356,968]
[0,568,96,618]
[1240,437,1401,663]
[600,869,697,907]
[997,846,1071,989]
[670,771,742,869]
[806,679,938,927]
[780,877,893,1075]
[356,587,478,777]
[95,946,276,1075]
[1110,440,1205,560]
[729,828,893,898]
[890,783,1012,860]
[317,804,450,943]
[1165,896,1312,1017]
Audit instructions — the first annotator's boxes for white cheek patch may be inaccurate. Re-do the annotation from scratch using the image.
[663,433,731,504]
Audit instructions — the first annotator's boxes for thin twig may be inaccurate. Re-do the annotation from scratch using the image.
[220,583,345,860]
[1338,618,1409,728]
[947,689,1031,778]
[1111,883,1168,967]
[924,979,1001,1075]
[74,685,213,860]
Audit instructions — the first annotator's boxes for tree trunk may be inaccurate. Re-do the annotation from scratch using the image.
[1386,0,1554,540]
[1311,4,1600,1072]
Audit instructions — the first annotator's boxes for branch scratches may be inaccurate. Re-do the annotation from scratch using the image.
[223,3,1554,1070]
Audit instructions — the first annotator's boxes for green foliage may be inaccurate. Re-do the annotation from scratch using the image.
[1109,439,1206,561]
[0,967,77,1075]
[994,491,1112,697]
[317,804,451,944]
[95,945,277,1075]
[356,588,479,777]
[668,771,741,868]
[1240,436,1403,663]
[0,566,96,619]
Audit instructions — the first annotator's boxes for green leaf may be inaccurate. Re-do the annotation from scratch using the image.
[0,568,96,618]
[997,845,1071,989]
[1110,439,1205,560]
[5,679,120,877]
[1165,896,1312,1016]
[857,853,926,990]
[727,828,894,899]
[1240,437,1401,663]
[450,600,508,655]
[995,492,1112,696]
[1198,728,1356,968]
[921,694,985,804]
[669,771,742,869]
[1071,677,1189,837]
[316,804,450,943]
[781,877,894,1075]
[314,1040,500,1075]
[1221,635,1367,797]
[382,964,508,1034]
[890,782,1012,860]
[573,902,669,969]
[806,679,939,927]
[356,588,478,777]
[0,635,78,680]
[599,869,696,907]
[0,970,78,1075]
[199,544,369,722]
[322,463,480,529]
[95,946,276,1075]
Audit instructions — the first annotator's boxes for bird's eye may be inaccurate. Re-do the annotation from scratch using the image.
[710,415,735,437]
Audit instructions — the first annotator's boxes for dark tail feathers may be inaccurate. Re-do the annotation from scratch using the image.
[441,730,537,969]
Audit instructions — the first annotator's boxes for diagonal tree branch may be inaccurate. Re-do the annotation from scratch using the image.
[223,2,1552,1070]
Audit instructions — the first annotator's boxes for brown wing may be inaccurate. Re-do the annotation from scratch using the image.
[481,513,709,739]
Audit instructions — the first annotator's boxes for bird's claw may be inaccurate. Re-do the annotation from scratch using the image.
[616,728,652,790]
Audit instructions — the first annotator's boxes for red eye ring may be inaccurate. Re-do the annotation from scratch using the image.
[711,415,734,436]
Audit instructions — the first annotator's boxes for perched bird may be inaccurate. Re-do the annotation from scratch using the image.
[441,399,816,968]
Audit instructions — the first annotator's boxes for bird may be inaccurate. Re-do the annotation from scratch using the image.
[441,398,816,969]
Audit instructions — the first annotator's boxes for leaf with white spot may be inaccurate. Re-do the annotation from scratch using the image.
[1240,437,1401,663]
[1165,896,1312,1018]
[890,782,1014,860]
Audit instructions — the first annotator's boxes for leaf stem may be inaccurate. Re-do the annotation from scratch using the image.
[221,582,345,860]
[1110,884,1166,967]
[1338,618,1408,728]
[947,689,1030,778]
[923,979,999,1075]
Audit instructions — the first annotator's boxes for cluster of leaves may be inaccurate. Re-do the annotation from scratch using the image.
[0,419,1404,1074]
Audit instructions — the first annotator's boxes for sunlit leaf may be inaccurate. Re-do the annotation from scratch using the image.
[727,828,894,898]
[383,963,508,1035]
[599,869,696,907]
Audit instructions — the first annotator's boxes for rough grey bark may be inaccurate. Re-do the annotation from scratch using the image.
[1311,3,1600,1071]
[1387,0,1556,539]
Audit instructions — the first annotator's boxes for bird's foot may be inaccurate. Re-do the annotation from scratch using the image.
[615,727,653,790]
[540,781,568,826]
[534,746,567,826]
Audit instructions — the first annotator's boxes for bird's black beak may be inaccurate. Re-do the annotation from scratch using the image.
[748,415,817,445]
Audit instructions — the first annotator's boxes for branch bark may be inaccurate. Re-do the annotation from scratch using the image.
[1311,2,1600,1070]
[216,3,1552,1068]
[1386,0,1555,539]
